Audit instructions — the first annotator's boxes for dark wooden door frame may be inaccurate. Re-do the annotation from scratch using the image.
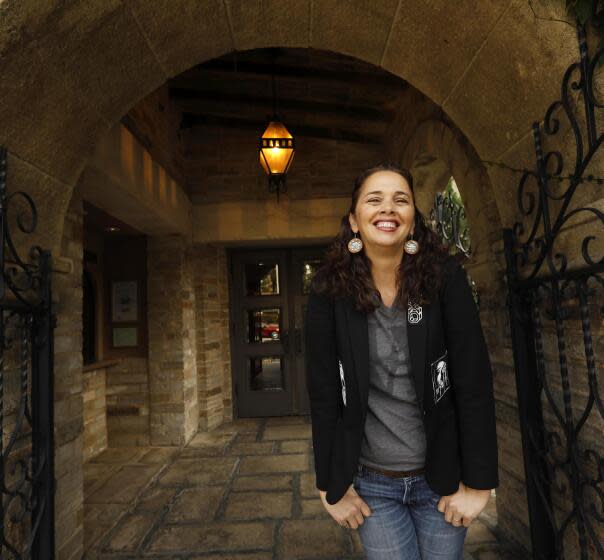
[227,245,326,418]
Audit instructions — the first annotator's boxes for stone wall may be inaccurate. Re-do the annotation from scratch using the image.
[54,183,85,560]
[147,234,199,445]
[82,368,108,461]
[184,124,384,204]
[123,84,186,186]
[192,244,232,428]
[106,357,150,446]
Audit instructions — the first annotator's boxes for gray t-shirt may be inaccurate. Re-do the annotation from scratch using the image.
[359,299,427,470]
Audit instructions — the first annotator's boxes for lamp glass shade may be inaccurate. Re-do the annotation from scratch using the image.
[259,121,295,175]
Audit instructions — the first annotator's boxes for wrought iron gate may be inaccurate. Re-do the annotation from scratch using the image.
[503,23,603,560]
[0,147,55,558]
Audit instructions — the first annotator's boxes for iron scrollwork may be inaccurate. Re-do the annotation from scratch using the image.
[505,22,604,560]
[429,186,480,307]
[429,188,472,258]
[510,24,603,280]
[0,146,55,559]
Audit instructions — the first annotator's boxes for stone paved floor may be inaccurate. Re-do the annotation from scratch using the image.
[83,416,527,559]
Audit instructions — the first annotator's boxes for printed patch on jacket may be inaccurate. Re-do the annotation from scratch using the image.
[431,350,450,404]
[338,359,347,406]
[407,301,422,324]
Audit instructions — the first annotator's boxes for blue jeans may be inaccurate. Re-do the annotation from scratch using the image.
[353,463,467,559]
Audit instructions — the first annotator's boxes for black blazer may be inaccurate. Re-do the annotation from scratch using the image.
[304,255,498,505]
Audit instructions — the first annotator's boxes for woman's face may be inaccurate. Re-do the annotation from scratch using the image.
[348,170,415,253]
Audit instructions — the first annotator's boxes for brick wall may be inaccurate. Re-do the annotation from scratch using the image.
[192,244,232,428]
[147,234,198,445]
[54,183,85,560]
[82,368,108,461]
[106,357,150,446]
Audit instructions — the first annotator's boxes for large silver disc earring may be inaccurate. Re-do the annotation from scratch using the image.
[404,232,419,255]
[348,232,363,253]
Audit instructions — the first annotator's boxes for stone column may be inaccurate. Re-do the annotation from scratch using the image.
[53,184,85,560]
[192,245,232,429]
[147,235,198,445]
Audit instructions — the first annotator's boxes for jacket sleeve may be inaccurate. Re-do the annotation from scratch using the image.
[304,287,341,491]
[441,258,499,490]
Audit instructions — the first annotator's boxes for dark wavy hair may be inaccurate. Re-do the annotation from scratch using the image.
[312,163,451,312]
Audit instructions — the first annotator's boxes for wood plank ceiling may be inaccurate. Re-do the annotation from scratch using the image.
[167,47,408,146]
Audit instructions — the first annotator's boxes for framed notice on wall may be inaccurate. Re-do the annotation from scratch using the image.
[112,326,137,347]
[112,281,138,322]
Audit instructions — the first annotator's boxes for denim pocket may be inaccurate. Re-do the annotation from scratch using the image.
[416,475,442,506]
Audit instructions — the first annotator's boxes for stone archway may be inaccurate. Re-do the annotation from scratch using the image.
[0,2,583,558]
[0,1,578,256]
[400,118,503,285]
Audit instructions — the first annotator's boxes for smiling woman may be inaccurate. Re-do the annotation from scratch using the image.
[313,164,451,312]
[305,162,498,559]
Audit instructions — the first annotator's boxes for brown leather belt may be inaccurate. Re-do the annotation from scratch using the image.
[361,463,425,479]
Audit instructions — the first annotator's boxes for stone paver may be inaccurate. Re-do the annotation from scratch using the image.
[134,485,178,512]
[189,552,273,560]
[229,441,274,455]
[103,513,155,553]
[84,463,120,496]
[188,430,236,448]
[224,490,292,519]
[239,453,307,474]
[232,473,292,492]
[86,464,162,504]
[263,423,312,440]
[83,415,520,559]
[266,415,309,426]
[190,554,273,560]
[88,446,150,464]
[158,456,237,485]
[467,520,498,545]
[300,471,319,497]
[236,431,260,442]
[301,497,330,517]
[137,447,179,464]
[166,486,225,522]
[280,518,349,558]
[280,439,309,453]
[148,521,274,553]
[83,503,126,550]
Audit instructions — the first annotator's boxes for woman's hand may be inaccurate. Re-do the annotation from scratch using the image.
[319,485,372,529]
[437,481,491,527]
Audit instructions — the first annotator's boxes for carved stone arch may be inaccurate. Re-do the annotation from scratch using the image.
[0,2,578,256]
[400,119,503,285]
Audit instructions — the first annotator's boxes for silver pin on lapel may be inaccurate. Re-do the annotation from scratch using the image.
[407,301,422,324]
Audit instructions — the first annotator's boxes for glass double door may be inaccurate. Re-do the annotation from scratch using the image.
[230,247,326,417]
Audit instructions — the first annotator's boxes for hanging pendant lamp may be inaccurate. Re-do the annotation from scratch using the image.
[258,50,295,200]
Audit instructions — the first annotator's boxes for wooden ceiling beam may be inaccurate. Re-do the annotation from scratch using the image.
[169,88,392,121]
[181,59,406,88]
[180,113,382,144]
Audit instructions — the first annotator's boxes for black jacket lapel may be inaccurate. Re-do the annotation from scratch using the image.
[344,301,369,415]
[407,301,428,410]
[344,298,429,415]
